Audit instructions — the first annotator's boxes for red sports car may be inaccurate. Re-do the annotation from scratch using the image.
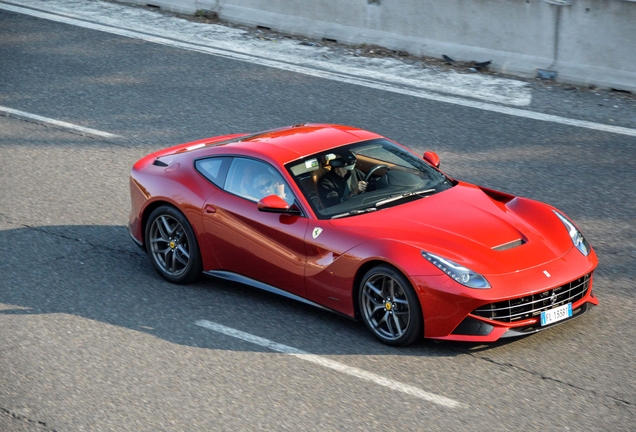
[128,124,598,345]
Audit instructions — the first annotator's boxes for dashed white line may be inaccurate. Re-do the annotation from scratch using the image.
[0,105,120,138]
[195,319,465,409]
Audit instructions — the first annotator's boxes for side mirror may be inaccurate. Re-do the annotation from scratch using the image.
[257,194,300,214]
[423,151,440,168]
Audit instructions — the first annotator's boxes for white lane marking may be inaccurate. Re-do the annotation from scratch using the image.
[3,0,530,106]
[3,3,636,138]
[0,105,120,138]
[195,319,464,409]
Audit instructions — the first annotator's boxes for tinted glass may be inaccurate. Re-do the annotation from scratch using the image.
[287,139,453,219]
[224,158,295,205]
[195,157,232,188]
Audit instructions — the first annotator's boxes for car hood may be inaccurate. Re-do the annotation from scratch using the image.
[329,183,572,276]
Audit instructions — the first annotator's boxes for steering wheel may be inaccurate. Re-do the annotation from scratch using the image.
[364,164,389,182]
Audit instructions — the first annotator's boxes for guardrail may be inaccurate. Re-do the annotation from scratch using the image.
[122,0,636,93]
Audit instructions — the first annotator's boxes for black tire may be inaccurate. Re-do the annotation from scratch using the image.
[145,205,202,284]
[358,265,423,346]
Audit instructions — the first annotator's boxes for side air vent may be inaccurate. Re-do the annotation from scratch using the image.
[492,239,525,251]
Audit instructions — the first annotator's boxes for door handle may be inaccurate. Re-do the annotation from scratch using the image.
[204,204,216,214]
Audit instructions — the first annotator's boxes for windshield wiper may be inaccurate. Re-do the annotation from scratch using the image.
[375,188,435,208]
[331,207,377,219]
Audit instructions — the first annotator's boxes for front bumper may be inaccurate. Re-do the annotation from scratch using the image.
[411,247,598,342]
[443,290,597,342]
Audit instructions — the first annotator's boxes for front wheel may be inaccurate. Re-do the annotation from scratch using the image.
[145,205,202,284]
[359,265,423,346]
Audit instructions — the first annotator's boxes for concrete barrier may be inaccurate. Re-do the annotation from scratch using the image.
[121,0,636,93]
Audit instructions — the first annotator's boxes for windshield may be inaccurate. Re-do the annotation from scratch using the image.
[287,139,454,219]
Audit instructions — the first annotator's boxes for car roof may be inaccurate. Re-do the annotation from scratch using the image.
[191,124,383,164]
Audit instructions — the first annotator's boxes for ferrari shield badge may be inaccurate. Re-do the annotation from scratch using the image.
[312,227,323,239]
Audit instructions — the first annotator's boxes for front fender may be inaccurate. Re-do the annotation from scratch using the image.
[304,238,438,317]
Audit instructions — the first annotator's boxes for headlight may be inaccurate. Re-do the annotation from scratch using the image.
[421,252,490,289]
[554,211,591,256]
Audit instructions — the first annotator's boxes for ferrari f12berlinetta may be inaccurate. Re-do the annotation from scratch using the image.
[128,124,598,345]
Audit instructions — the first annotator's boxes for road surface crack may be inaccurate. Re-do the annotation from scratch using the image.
[0,212,145,261]
[475,355,633,407]
[0,406,58,431]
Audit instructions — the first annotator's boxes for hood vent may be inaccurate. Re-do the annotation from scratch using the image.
[492,239,525,251]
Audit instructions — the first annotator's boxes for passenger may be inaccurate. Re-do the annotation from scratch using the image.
[318,150,367,207]
[253,173,288,202]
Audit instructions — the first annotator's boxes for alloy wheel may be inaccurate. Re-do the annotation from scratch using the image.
[359,266,422,345]
[148,214,191,278]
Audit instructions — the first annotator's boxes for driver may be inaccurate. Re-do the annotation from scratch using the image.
[318,150,368,207]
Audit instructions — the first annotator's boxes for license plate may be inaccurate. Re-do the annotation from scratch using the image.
[541,303,572,326]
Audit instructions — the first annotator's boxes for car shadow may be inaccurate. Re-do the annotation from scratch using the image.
[0,224,541,358]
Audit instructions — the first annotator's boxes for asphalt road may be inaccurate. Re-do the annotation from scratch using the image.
[1,3,635,431]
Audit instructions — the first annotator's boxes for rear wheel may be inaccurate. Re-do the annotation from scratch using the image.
[359,265,423,346]
[145,206,202,284]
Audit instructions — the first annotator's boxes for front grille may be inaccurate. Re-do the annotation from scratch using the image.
[472,273,591,323]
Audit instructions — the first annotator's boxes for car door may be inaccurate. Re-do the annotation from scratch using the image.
[199,157,309,298]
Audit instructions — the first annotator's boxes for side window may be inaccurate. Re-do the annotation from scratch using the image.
[225,158,295,205]
[195,157,231,187]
